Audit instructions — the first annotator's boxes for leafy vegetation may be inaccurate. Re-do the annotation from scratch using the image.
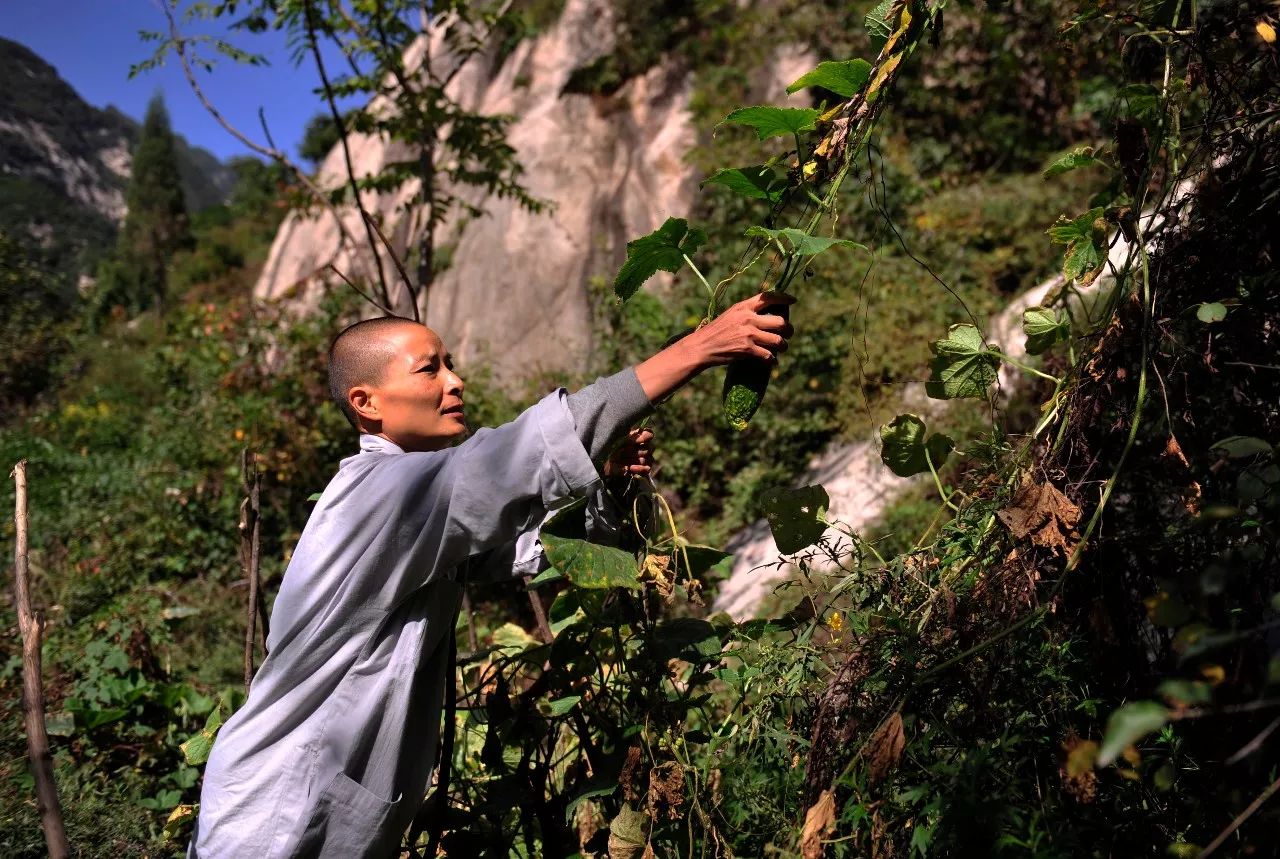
[3,0,1278,857]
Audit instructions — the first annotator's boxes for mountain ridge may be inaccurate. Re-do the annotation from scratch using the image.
[0,36,235,280]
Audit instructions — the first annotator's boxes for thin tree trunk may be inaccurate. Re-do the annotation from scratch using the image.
[240,450,263,691]
[416,139,436,323]
[10,461,70,859]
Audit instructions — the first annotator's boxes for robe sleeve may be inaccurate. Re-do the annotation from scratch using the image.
[369,368,650,603]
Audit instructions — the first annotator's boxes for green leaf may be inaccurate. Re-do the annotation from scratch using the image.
[541,534,641,590]
[744,226,866,258]
[926,324,1001,400]
[702,166,786,203]
[786,59,873,98]
[613,218,707,302]
[880,414,954,478]
[865,0,897,50]
[564,782,617,824]
[491,622,541,655]
[1119,83,1161,120]
[1196,302,1228,323]
[721,106,820,140]
[1022,306,1069,355]
[1043,147,1101,178]
[760,484,829,554]
[1098,701,1172,766]
[1047,208,1107,283]
[548,591,585,635]
[545,695,582,717]
[526,566,564,588]
[1211,436,1273,458]
[681,545,732,580]
[180,699,226,766]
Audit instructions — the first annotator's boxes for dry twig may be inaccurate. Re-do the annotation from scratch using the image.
[10,461,70,858]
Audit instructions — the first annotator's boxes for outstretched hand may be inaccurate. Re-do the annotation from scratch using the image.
[693,291,796,365]
[634,291,797,405]
[604,427,655,478]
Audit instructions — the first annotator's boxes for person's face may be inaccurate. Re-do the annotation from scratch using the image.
[349,324,467,452]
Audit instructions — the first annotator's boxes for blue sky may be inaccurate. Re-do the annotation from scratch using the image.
[3,0,356,162]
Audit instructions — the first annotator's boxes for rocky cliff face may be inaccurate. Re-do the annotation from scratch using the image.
[255,0,700,380]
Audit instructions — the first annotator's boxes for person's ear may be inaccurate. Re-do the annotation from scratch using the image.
[349,386,380,426]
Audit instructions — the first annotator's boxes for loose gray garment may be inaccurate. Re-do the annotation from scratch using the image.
[188,369,650,858]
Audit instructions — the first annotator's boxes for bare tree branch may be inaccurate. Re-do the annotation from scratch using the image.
[327,263,399,316]
[303,0,401,315]
[161,1,374,313]
[239,450,264,691]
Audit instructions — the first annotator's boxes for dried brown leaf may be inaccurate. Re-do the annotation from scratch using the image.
[801,789,837,859]
[867,711,906,783]
[997,476,1081,554]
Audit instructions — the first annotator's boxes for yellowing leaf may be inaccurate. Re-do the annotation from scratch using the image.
[1258,21,1276,43]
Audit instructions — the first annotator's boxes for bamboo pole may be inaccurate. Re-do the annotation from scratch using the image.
[10,460,70,858]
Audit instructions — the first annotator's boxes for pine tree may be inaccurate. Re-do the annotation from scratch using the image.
[95,93,191,318]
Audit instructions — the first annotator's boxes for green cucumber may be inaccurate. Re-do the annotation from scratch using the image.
[721,301,790,431]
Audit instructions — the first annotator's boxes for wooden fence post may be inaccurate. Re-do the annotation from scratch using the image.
[11,460,70,858]
[239,449,264,691]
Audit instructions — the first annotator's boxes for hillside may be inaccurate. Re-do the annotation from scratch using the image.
[0,36,234,282]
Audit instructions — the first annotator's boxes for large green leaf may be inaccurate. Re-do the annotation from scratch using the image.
[1210,436,1273,458]
[1022,306,1069,355]
[1047,207,1106,283]
[865,0,897,50]
[542,534,641,590]
[702,165,786,203]
[1043,146,1101,178]
[744,226,866,258]
[880,414,954,478]
[1098,701,1172,766]
[721,106,821,140]
[760,484,829,554]
[786,59,873,98]
[926,323,1001,400]
[613,218,707,302]
[180,698,226,766]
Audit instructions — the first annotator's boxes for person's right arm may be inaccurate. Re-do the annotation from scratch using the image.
[379,291,796,598]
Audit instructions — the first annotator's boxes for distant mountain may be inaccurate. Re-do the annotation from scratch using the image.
[0,36,235,280]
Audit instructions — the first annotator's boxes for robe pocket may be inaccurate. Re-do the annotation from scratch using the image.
[296,771,403,859]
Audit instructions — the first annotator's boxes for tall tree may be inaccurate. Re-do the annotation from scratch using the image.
[140,0,543,322]
[94,93,192,318]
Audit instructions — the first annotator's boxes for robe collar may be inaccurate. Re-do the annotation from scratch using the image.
[359,434,405,455]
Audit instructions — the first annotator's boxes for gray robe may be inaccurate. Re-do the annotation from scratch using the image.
[188,370,650,858]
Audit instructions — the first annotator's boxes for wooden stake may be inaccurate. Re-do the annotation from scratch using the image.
[11,461,70,858]
[240,450,264,691]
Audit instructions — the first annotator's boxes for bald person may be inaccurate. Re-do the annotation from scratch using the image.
[187,291,794,858]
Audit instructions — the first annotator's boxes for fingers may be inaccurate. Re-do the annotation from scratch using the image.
[752,290,796,310]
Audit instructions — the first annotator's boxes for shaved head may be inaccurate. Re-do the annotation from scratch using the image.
[327,316,422,428]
